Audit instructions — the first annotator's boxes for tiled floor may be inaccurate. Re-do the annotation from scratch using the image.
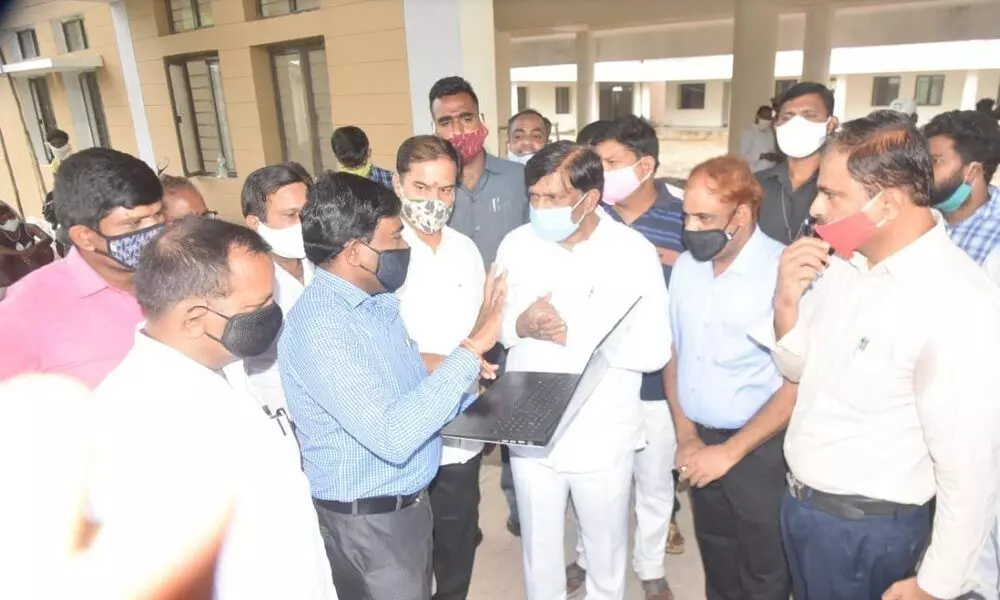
[469,459,705,599]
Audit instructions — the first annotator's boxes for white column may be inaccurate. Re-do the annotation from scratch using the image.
[575,30,597,133]
[833,76,848,120]
[801,4,834,84]
[110,0,155,168]
[961,70,980,110]
[631,82,644,117]
[403,0,500,154]
[728,0,778,154]
[495,31,512,144]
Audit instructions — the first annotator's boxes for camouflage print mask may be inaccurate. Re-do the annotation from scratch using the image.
[401,197,454,235]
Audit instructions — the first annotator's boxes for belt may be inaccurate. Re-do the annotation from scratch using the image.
[314,490,425,516]
[786,473,927,521]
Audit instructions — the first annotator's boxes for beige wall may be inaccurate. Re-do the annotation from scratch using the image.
[0,0,136,218]
[127,0,413,221]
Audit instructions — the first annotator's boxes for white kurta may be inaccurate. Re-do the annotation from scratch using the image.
[396,224,486,465]
[90,330,337,600]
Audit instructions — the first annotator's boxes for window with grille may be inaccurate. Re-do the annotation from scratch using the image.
[28,77,58,162]
[272,44,333,175]
[678,83,706,110]
[79,72,110,148]
[168,0,213,32]
[555,86,571,115]
[915,75,945,106]
[62,18,88,51]
[17,29,39,59]
[166,55,236,177]
[259,0,319,18]
[871,76,900,107]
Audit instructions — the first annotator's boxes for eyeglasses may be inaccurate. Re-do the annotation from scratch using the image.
[200,211,219,219]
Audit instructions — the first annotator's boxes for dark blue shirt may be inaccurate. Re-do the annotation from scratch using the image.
[604,181,685,401]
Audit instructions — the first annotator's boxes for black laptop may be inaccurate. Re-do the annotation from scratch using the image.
[441,298,641,447]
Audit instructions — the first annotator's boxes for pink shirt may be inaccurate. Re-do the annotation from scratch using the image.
[0,248,143,389]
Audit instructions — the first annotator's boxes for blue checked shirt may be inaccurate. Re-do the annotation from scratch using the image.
[368,165,394,190]
[946,185,1000,265]
[278,269,480,501]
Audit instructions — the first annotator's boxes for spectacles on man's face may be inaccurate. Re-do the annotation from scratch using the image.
[199,211,219,219]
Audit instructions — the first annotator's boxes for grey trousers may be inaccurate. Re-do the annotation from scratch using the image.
[314,494,434,600]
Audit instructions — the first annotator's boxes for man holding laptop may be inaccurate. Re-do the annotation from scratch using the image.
[493,141,671,600]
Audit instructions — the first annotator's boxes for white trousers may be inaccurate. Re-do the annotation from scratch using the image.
[577,401,677,581]
[511,451,635,600]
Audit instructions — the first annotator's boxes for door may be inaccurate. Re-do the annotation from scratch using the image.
[599,83,634,120]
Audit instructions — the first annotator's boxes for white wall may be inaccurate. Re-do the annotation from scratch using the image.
[514,82,576,139]
[842,72,969,125]
[659,81,726,128]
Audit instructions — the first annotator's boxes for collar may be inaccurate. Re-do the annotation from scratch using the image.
[401,222,456,252]
[947,185,1000,232]
[64,247,115,299]
[763,162,819,191]
[274,258,315,286]
[847,212,950,280]
[131,325,231,382]
[314,268,371,308]
[726,225,770,276]
[483,153,505,175]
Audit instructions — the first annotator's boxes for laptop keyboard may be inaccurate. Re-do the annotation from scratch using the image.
[490,376,577,441]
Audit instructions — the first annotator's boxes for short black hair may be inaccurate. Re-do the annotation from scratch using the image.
[976,98,996,114]
[46,129,69,147]
[241,162,312,220]
[54,148,162,231]
[331,126,371,169]
[778,81,835,117]
[428,76,479,112]
[525,140,604,199]
[593,115,660,168]
[160,174,197,195]
[396,135,462,178]
[825,110,933,207]
[135,218,271,320]
[577,120,612,145]
[757,105,774,118]
[508,109,552,139]
[301,171,401,265]
[923,110,1000,183]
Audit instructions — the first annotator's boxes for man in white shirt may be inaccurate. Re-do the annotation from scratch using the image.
[241,162,315,420]
[739,105,779,173]
[755,111,1000,600]
[393,135,486,600]
[90,218,337,599]
[668,156,794,600]
[495,141,672,600]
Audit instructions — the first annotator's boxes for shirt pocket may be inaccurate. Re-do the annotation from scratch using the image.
[831,338,913,415]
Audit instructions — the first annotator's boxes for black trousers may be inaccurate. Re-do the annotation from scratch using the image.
[314,494,433,600]
[429,453,482,600]
[690,426,790,600]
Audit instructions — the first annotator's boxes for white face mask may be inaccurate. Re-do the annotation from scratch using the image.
[506,150,534,166]
[0,218,20,233]
[776,116,830,159]
[256,222,306,259]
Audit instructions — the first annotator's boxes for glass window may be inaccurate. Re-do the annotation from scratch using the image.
[17,29,39,60]
[555,86,571,115]
[28,77,58,162]
[678,83,706,110]
[915,75,945,106]
[871,76,900,107]
[62,19,88,52]
[516,86,528,112]
[259,0,319,18]
[272,44,333,175]
[79,71,110,148]
[165,55,236,177]
[168,0,213,33]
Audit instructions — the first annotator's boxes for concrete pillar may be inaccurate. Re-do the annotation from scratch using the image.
[575,30,597,133]
[833,76,848,121]
[728,0,778,154]
[403,0,500,154]
[110,0,155,168]
[495,31,512,140]
[961,70,980,110]
[631,82,643,117]
[801,4,834,84]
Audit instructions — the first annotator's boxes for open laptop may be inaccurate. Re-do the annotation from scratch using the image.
[442,297,641,447]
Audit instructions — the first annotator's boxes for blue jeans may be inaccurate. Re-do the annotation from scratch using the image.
[780,491,932,600]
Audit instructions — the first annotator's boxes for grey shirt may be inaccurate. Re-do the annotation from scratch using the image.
[755,162,820,245]
[449,153,529,265]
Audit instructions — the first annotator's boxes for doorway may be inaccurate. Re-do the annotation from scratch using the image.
[599,82,634,120]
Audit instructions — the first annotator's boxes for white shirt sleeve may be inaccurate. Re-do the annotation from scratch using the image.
[606,240,672,373]
[496,234,535,348]
[748,287,817,383]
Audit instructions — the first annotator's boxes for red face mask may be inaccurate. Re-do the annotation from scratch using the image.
[449,127,489,164]
[813,196,882,259]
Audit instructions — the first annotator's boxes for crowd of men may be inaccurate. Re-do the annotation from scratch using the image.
[2,75,1000,600]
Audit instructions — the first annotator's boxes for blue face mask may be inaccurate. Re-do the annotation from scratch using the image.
[529,195,587,243]
[935,183,972,214]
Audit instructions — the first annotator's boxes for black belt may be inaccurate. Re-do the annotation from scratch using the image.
[787,473,927,520]
[314,490,425,516]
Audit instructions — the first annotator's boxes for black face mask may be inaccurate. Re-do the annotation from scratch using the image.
[361,243,410,293]
[202,302,284,358]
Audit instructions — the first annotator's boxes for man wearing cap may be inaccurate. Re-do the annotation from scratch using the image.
[889,98,918,124]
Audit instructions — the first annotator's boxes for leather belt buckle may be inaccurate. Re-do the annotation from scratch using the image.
[786,472,806,500]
